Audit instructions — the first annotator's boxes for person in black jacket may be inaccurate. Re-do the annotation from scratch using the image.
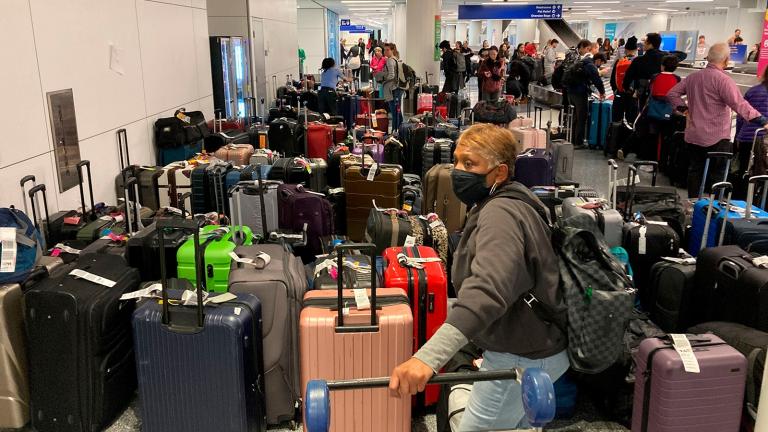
[440,40,459,93]
[565,40,606,148]
[623,33,666,111]
[507,57,531,99]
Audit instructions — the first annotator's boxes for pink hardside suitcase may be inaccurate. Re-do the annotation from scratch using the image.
[510,127,547,149]
[509,116,534,128]
[300,245,413,432]
[631,334,747,432]
[213,143,255,165]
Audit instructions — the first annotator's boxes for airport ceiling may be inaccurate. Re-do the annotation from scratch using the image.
[303,0,741,25]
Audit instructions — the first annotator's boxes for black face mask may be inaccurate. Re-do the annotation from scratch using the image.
[451,167,496,207]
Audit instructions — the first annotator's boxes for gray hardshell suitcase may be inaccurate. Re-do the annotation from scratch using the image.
[561,197,623,248]
[132,219,266,432]
[551,139,574,183]
[228,244,308,425]
[422,139,453,177]
[231,180,281,238]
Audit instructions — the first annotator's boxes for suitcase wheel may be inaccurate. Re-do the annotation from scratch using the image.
[305,379,331,432]
[522,367,557,427]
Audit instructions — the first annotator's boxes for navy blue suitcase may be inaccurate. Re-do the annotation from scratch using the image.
[132,219,266,432]
[514,148,554,187]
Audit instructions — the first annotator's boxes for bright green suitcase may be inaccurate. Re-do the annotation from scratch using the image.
[176,225,253,292]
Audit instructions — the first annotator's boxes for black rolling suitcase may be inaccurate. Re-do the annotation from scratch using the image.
[268,118,305,156]
[191,163,210,214]
[132,219,266,432]
[268,157,311,185]
[647,257,697,332]
[25,253,141,432]
[615,161,684,237]
[126,221,189,281]
[722,175,768,253]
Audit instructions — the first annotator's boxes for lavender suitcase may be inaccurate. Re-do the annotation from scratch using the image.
[514,148,553,187]
[631,335,747,432]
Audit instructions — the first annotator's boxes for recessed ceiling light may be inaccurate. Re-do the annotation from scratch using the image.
[348,7,391,10]
[648,7,678,10]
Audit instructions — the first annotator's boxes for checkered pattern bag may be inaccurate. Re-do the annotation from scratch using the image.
[556,224,636,374]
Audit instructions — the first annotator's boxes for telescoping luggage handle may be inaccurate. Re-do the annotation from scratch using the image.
[156,218,205,330]
[117,129,131,173]
[76,161,97,223]
[20,175,36,219]
[607,159,618,211]
[624,161,660,220]
[632,161,659,186]
[701,181,733,251]
[745,175,768,219]
[698,152,733,200]
[334,243,378,333]
[27,184,51,244]
[122,177,140,235]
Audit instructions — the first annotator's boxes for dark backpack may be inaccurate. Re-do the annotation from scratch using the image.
[562,59,587,88]
[552,50,581,90]
[453,51,467,73]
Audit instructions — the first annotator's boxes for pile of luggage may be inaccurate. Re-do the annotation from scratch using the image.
[3,87,768,432]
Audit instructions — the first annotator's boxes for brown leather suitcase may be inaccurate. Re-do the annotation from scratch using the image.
[339,153,374,188]
[344,163,402,241]
[213,143,255,165]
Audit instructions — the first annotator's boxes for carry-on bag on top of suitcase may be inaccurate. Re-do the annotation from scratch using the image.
[588,100,612,149]
[269,117,305,157]
[422,138,453,177]
[312,252,373,290]
[214,143,255,165]
[25,253,140,432]
[277,183,334,259]
[615,161,684,237]
[514,148,554,188]
[382,246,448,409]
[133,219,266,432]
[176,223,254,293]
[423,164,467,234]
[345,162,403,241]
[631,334,746,432]
[268,157,310,185]
[251,148,278,166]
[721,175,768,253]
[228,243,307,425]
[688,153,768,255]
[0,259,63,429]
[384,136,406,166]
[300,243,413,432]
[560,160,623,248]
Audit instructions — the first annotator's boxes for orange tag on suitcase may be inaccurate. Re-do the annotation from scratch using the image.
[259,135,266,149]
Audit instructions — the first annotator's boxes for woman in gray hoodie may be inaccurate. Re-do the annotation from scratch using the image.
[389,123,569,430]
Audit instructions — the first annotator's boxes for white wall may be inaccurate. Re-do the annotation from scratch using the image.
[586,15,668,42]
[250,0,300,103]
[298,7,327,77]
[0,0,213,212]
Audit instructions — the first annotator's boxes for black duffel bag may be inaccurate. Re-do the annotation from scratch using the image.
[472,100,516,125]
[154,109,209,148]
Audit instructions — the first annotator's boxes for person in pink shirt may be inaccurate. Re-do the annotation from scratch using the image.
[370,47,387,97]
[667,43,768,198]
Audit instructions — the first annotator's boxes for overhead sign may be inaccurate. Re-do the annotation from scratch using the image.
[604,23,617,42]
[340,24,367,33]
[458,4,563,20]
[340,19,350,26]
[730,44,748,64]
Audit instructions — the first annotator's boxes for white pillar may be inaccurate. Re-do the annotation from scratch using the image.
[405,0,441,82]
[486,20,504,46]
[516,20,537,45]
[392,3,408,58]
[455,22,469,44]
[469,20,482,48]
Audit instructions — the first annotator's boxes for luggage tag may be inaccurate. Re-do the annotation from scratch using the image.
[0,227,17,273]
[366,163,378,181]
[52,243,81,256]
[313,257,336,276]
[176,111,191,124]
[64,216,81,225]
[751,255,768,269]
[669,334,701,373]
[120,283,162,301]
[180,289,208,306]
[353,288,371,310]
[69,269,117,288]
[404,235,417,247]
[638,226,647,255]
[229,251,271,269]
[343,258,371,274]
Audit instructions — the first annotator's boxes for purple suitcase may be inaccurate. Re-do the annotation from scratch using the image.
[352,142,385,163]
[631,334,746,432]
[514,148,554,188]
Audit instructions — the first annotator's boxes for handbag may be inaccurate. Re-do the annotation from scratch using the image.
[348,56,361,70]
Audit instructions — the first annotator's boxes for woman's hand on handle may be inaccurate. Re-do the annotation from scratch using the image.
[388,357,435,398]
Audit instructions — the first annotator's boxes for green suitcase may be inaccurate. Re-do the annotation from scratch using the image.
[176,225,254,292]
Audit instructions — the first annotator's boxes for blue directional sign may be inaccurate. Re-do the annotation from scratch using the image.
[341,19,350,26]
[340,24,367,32]
[458,4,563,20]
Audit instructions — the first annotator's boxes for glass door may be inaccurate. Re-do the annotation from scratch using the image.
[230,37,252,120]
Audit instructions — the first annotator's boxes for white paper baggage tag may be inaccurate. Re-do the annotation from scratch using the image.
[207,292,238,304]
[328,187,345,195]
[670,334,701,373]
[366,163,378,181]
[353,288,371,310]
[69,269,117,288]
[120,284,162,300]
[313,258,336,276]
[0,228,17,273]
[404,235,417,247]
[343,258,371,274]
[753,255,768,268]
[54,243,82,255]
[164,206,184,216]
[638,226,647,256]
[429,219,444,229]
[181,289,208,306]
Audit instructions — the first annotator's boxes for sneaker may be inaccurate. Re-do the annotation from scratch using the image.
[617,149,624,161]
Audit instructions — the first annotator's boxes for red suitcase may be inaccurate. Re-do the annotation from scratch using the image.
[382,245,448,408]
[332,123,347,144]
[631,334,747,432]
[307,122,334,160]
[300,243,412,432]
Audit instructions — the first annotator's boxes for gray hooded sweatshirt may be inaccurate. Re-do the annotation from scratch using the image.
[414,182,567,371]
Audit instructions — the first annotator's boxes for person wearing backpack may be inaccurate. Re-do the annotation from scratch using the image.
[454,44,467,90]
[379,43,405,131]
[477,46,506,102]
[565,39,606,148]
[610,36,639,123]
[388,123,568,431]
[623,33,666,115]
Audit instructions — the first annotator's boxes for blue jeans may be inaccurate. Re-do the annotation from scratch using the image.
[459,349,569,431]
[388,88,403,132]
